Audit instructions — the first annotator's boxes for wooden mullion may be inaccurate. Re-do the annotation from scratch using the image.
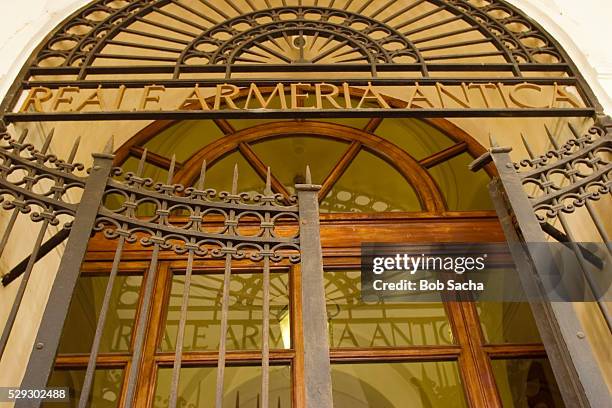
[55,353,130,367]
[363,117,383,133]
[167,120,447,211]
[80,261,148,273]
[419,142,468,169]
[134,261,171,408]
[459,301,503,407]
[153,350,295,363]
[237,142,292,198]
[445,301,495,408]
[118,360,130,408]
[53,355,130,407]
[330,346,461,361]
[129,146,182,171]
[213,119,235,135]
[292,264,306,408]
[318,141,361,201]
[483,343,547,358]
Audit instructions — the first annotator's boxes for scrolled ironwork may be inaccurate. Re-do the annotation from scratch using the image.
[0,125,87,230]
[511,123,611,223]
[95,150,300,262]
[0,125,301,285]
[182,6,423,73]
[446,0,563,65]
[0,124,307,408]
[35,0,154,71]
[22,0,579,83]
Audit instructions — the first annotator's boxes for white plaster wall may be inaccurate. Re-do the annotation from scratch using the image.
[0,0,610,112]
[505,0,612,112]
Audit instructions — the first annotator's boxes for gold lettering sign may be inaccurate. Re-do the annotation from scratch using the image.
[18,81,584,115]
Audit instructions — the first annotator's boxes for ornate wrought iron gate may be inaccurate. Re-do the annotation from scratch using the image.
[0,0,602,120]
[0,0,611,407]
[470,117,612,408]
[0,123,333,408]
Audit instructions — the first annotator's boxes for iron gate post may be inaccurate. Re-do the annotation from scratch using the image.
[17,139,114,408]
[296,169,334,408]
[472,141,611,408]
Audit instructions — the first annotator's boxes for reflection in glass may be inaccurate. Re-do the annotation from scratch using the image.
[428,152,493,211]
[373,118,454,161]
[154,365,291,408]
[322,150,421,213]
[325,271,453,347]
[58,275,142,354]
[332,361,467,407]
[202,151,263,194]
[491,358,565,407]
[143,120,224,163]
[251,136,349,186]
[162,272,290,351]
[44,368,124,408]
[477,302,542,344]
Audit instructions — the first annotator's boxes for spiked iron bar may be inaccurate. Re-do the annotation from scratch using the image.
[0,124,333,408]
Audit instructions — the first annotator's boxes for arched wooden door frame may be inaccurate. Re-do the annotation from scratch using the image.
[171,120,446,212]
[113,89,498,214]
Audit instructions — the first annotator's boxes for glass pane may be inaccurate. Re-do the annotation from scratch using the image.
[162,272,290,351]
[325,271,453,347]
[322,150,421,212]
[154,365,291,408]
[121,116,227,190]
[374,118,455,161]
[428,152,493,211]
[58,275,142,354]
[143,120,224,162]
[477,302,542,344]
[491,358,565,407]
[120,156,168,188]
[44,368,124,408]
[250,136,349,186]
[203,151,263,193]
[228,118,291,131]
[332,361,467,407]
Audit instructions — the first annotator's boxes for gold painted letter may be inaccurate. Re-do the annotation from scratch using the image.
[21,87,53,112]
[550,83,581,108]
[76,86,106,111]
[357,82,390,109]
[315,83,342,109]
[214,84,240,110]
[139,85,166,110]
[509,83,548,109]
[244,83,287,109]
[291,83,315,109]
[179,84,211,110]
